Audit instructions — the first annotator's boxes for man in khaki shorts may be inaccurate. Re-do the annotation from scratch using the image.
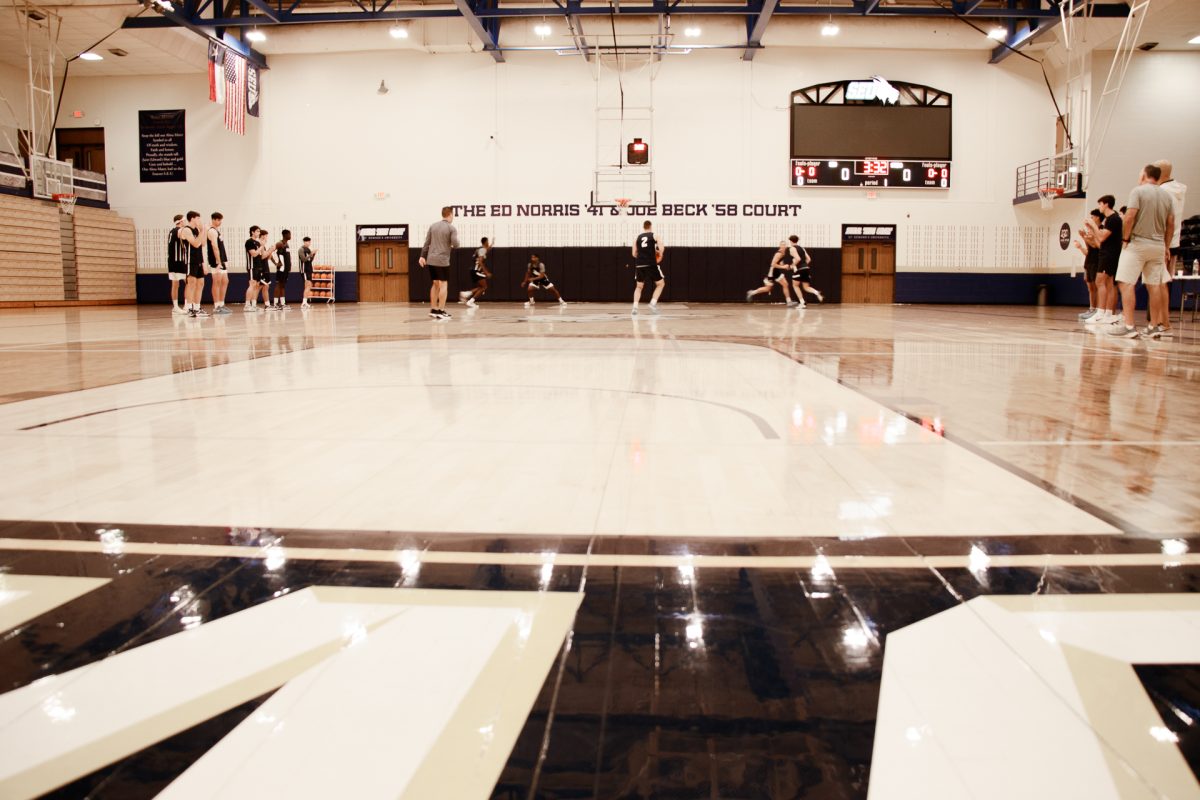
[1109,164,1175,339]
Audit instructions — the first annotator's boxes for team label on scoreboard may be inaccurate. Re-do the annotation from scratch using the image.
[791,159,951,189]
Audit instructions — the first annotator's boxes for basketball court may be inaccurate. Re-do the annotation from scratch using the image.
[0,1,1198,797]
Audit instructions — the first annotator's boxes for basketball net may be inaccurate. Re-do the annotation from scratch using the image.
[1037,186,1059,211]
[616,198,633,215]
[53,193,77,215]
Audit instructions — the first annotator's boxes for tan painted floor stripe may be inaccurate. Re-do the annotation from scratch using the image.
[0,538,1196,570]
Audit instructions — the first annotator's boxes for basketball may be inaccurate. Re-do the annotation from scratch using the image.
[656,252,663,264]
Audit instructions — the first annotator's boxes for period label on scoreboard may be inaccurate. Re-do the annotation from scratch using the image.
[791,159,951,189]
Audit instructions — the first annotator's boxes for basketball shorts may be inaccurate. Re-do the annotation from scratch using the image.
[275,266,291,283]
[168,263,186,281]
[471,271,487,284]
[187,262,206,279]
[1084,250,1100,282]
[1098,253,1119,278]
[302,265,314,282]
[635,265,663,284]
[792,268,813,284]
[763,274,779,285]
[252,263,271,285]
[530,278,552,290]
[1116,239,1167,286]
[428,266,449,282]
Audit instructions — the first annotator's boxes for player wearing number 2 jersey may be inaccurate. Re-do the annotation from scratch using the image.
[631,220,664,315]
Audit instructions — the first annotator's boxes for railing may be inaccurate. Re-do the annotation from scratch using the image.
[1014,150,1084,203]
[0,150,108,206]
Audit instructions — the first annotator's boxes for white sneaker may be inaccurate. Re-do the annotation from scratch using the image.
[559,299,567,306]
[172,306,186,315]
[466,297,477,307]
[459,291,470,303]
[524,301,533,309]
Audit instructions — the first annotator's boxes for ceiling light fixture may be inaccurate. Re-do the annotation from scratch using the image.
[683,26,701,37]
[533,22,552,37]
[820,20,839,37]
[1189,34,1200,44]
[988,26,1006,41]
[78,52,103,61]
[246,29,266,42]
[389,24,409,39]
[107,47,129,56]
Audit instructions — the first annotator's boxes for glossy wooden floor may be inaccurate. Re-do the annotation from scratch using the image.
[0,302,1196,536]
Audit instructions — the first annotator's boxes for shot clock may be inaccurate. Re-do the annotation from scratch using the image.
[791,159,952,189]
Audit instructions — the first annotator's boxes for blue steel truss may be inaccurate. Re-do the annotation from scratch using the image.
[122,0,1133,67]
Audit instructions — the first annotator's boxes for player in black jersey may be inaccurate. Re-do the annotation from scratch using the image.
[249,229,273,310]
[746,241,800,306]
[522,254,566,307]
[180,211,209,317]
[167,214,187,314]
[243,225,262,311]
[459,237,492,308]
[206,212,231,315]
[787,235,823,306]
[631,220,664,315]
[272,229,293,310]
[299,236,317,309]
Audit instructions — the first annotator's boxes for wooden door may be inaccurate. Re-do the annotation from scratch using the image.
[357,242,385,301]
[841,243,895,304]
[383,244,408,302]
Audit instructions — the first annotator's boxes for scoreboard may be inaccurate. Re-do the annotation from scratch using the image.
[791,158,951,189]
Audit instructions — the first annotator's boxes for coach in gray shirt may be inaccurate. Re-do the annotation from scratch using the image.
[1110,163,1175,338]
[419,206,459,319]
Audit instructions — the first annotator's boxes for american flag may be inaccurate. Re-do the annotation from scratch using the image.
[223,53,246,135]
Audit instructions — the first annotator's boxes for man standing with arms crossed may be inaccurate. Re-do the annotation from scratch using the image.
[206,212,231,315]
[631,220,664,315]
[419,206,458,320]
[1109,164,1174,339]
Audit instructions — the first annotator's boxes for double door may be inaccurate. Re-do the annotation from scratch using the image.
[357,242,408,302]
[841,243,895,304]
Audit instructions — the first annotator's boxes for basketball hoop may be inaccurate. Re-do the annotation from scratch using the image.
[1037,186,1062,211]
[615,198,634,215]
[52,193,77,215]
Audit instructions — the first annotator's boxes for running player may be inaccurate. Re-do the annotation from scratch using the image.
[522,254,566,308]
[273,229,293,310]
[206,212,231,315]
[746,241,798,305]
[243,225,261,311]
[167,214,187,314]
[459,237,492,307]
[180,211,208,317]
[788,235,823,306]
[299,236,317,309]
[419,206,457,319]
[631,220,664,315]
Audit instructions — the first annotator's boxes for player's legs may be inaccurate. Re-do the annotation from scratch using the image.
[1084,277,1097,313]
[800,281,823,302]
[778,275,794,303]
[471,278,487,300]
[213,269,228,308]
[428,280,438,311]
[632,280,644,312]
[303,277,312,306]
[275,274,288,308]
[746,277,774,300]
[436,280,448,311]
[649,278,664,308]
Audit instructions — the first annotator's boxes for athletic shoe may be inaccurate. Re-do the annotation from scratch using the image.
[796,301,807,309]
[459,291,471,303]
[466,297,477,307]
[1147,325,1173,339]
[1107,325,1139,339]
[745,291,754,302]
[429,309,441,318]
[195,308,210,317]
[215,306,230,315]
[631,307,638,315]
[786,301,799,308]
[524,301,533,309]
[171,306,187,315]
[559,299,567,306]
[813,290,824,303]
[649,304,660,315]
[440,309,452,318]
[1078,309,1096,320]
[281,304,291,311]
[265,304,278,312]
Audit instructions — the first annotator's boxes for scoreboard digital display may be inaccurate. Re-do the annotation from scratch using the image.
[791,159,951,189]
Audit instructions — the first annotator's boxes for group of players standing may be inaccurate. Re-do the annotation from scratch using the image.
[166,211,319,317]
[418,206,821,319]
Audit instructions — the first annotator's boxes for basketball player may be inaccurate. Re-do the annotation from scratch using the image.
[299,236,317,308]
[746,241,798,305]
[1109,164,1174,339]
[167,214,187,314]
[1075,210,1103,321]
[459,237,492,307]
[1086,195,1123,325]
[251,229,274,310]
[522,255,566,308]
[243,225,261,311]
[206,212,231,315]
[788,236,824,305]
[273,229,293,310]
[419,206,458,319]
[631,220,664,315]
[180,211,208,317]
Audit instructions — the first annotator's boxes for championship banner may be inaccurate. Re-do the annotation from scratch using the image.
[246,64,260,118]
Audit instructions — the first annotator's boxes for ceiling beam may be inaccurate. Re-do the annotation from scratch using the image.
[453,0,504,61]
[742,0,778,60]
[858,0,883,13]
[122,9,268,67]
[244,0,282,22]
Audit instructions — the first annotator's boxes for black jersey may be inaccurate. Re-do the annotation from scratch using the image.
[207,229,227,267]
[276,242,292,270]
[186,226,203,268]
[528,261,547,279]
[779,247,794,267]
[635,231,657,265]
[1100,214,1123,265]
[167,226,187,267]
[245,238,258,271]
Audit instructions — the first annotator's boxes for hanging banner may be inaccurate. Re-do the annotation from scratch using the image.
[356,224,408,243]
[138,109,186,183]
[246,64,260,118]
